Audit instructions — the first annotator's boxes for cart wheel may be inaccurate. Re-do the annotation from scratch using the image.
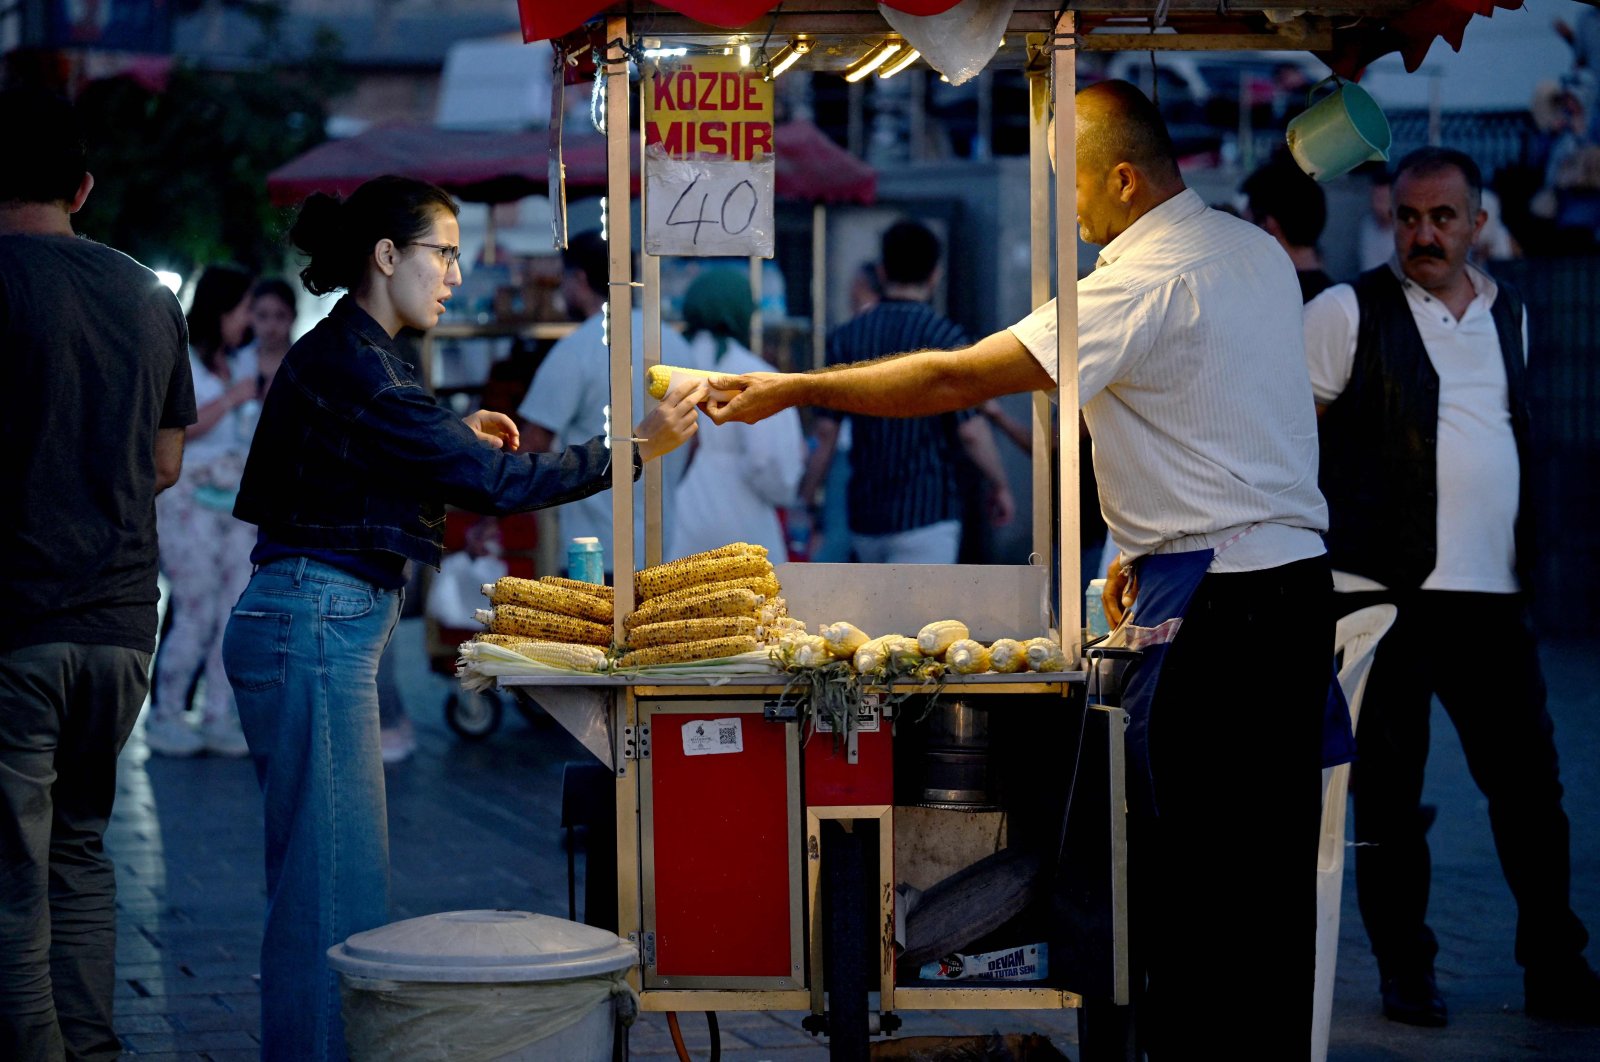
[445,689,502,740]
[823,820,870,1062]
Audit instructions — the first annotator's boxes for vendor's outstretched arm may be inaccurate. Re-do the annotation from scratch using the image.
[705,329,1052,425]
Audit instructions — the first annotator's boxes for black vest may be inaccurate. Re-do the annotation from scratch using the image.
[1318,266,1532,591]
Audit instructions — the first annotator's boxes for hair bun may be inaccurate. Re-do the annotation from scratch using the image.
[289,192,345,257]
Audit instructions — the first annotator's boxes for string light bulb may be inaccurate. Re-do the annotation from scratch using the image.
[844,39,902,83]
[877,47,921,79]
[738,43,752,66]
[765,38,812,80]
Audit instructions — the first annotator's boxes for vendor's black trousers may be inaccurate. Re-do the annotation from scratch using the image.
[1129,556,1330,1061]
[1337,589,1588,983]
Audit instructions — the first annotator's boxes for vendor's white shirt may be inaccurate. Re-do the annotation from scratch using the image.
[1010,188,1328,573]
[517,309,702,572]
[1303,261,1529,594]
[183,345,258,468]
[667,333,804,561]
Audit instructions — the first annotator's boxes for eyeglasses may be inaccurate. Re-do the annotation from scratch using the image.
[413,242,462,266]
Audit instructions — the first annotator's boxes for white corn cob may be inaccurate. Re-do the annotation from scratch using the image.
[820,622,871,658]
[852,633,903,673]
[495,640,608,671]
[917,619,970,659]
[946,638,992,675]
[789,634,830,668]
[1024,637,1070,672]
[885,636,923,669]
[646,363,725,400]
[988,638,1027,673]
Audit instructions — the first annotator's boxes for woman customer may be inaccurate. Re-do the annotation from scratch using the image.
[667,267,804,560]
[221,175,705,1062]
[146,264,257,757]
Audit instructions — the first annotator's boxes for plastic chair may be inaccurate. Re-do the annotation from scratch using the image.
[1313,603,1398,1062]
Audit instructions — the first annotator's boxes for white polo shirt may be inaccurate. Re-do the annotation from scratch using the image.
[1010,188,1328,573]
[1303,261,1528,594]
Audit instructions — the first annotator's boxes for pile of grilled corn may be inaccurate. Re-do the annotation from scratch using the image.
[618,543,788,669]
[809,618,1068,676]
[469,575,616,672]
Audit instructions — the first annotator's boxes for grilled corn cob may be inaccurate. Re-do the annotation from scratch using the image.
[755,598,788,625]
[495,640,608,671]
[646,573,779,609]
[820,622,870,659]
[646,363,729,400]
[627,615,759,649]
[623,587,762,631]
[539,576,614,600]
[1024,637,1070,672]
[616,635,761,669]
[483,577,612,624]
[988,638,1027,673]
[472,632,534,648]
[946,638,991,675]
[917,619,970,659]
[476,605,611,647]
[852,633,905,673]
[635,553,773,601]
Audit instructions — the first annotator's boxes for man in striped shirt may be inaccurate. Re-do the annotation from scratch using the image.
[797,221,1013,563]
[709,80,1330,1057]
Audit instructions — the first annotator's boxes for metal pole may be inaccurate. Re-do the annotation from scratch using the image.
[1051,13,1082,663]
[812,203,828,370]
[749,254,763,356]
[1026,52,1053,572]
[641,102,665,568]
[606,17,635,633]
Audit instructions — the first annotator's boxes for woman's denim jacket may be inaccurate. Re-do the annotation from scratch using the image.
[234,297,633,568]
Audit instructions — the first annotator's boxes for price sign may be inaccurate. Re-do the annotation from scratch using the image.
[643,56,775,258]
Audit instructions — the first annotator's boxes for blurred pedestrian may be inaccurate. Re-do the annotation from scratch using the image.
[221,175,703,1062]
[796,220,1013,564]
[241,276,296,396]
[1304,146,1600,1027]
[1358,163,1396,271]
[0,87,193,1062]
[515,230,704,577]
[668,268,805,560]
[1241,153,1335,301]
[145,264,256,757]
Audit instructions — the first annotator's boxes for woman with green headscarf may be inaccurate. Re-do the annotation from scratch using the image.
[667,267,805,560]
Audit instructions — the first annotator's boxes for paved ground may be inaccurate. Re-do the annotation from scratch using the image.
[103,618,1600,1060]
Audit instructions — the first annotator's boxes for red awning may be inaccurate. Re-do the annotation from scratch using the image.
[520,0,965,44]
[518,0,1525,81]
[266,120,874,207]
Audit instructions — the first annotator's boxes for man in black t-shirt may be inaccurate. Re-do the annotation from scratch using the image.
[797,221,1013,563]
[0,89,194,1062]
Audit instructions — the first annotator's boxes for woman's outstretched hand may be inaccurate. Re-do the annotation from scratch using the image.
[635,380,710,462]
[464,410,519,451]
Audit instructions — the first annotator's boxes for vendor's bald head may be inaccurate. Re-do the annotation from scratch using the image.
[1064,80,1186,246]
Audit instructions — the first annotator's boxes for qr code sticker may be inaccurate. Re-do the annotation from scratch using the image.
[719,725,737,745]
[682,716,744,756]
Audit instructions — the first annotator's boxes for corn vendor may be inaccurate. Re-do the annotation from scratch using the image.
[706,79,1338,1058]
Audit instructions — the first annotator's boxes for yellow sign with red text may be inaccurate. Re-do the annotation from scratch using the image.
[643,56,775,257]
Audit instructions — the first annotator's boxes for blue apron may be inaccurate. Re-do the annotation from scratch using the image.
[1103,548,1355,818]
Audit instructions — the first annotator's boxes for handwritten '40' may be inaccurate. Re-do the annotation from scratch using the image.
[664,175,758,245]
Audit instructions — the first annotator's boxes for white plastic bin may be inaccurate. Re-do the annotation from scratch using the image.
[327,910,638,1062]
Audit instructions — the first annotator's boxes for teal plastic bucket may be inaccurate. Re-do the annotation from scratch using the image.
[1285,78,1391,182]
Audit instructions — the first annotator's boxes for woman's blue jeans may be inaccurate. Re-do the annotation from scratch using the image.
[222,557,401,1062]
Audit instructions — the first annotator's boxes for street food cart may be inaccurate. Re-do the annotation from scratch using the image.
[475,1,1512,1057]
